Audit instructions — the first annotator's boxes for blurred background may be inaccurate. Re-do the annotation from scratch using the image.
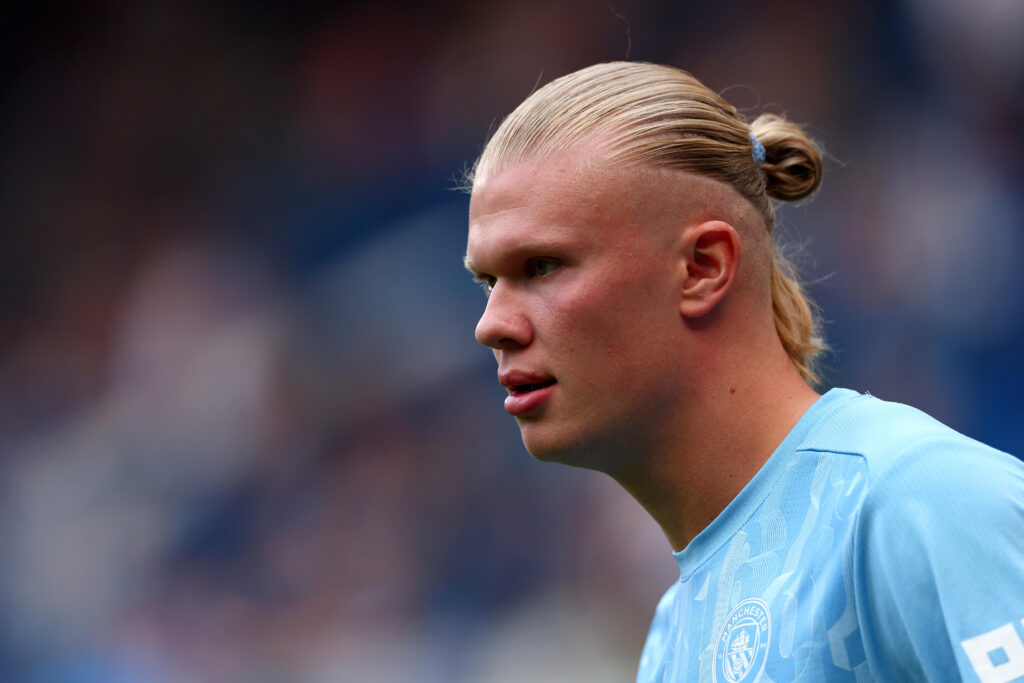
[1,0,1022,680]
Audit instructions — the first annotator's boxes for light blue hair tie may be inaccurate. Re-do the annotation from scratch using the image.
[749,131,766,165]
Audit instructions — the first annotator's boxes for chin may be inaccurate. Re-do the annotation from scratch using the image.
[519,423,576,462]
[520,424,618,472]
[521,436,570,463]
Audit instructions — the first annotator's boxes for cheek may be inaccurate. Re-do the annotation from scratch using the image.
[550,276,673,358]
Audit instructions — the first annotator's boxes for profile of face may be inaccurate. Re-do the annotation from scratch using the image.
[465,148,714,472]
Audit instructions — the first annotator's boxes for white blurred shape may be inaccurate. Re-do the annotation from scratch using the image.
[2,239,287,649]
[465,592,638,683]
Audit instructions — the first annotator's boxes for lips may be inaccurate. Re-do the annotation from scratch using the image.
[499,370,557,417]
[510,379,556,394]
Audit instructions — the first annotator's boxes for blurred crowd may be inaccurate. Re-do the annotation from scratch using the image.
[1,1,1022,680]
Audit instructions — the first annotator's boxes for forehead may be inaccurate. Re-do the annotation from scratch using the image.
[470,150,625,224]
[465,150,675,269]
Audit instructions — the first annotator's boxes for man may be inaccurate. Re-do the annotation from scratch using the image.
[463,62,1024,682]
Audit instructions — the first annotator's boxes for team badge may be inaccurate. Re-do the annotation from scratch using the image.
[713,598,771,683]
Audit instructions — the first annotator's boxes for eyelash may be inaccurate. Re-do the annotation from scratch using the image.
[476,275,497,295]
[529,259,559,278]
[475,259,560,295]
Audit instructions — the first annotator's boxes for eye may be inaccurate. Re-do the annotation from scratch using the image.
[474,274,496,296]
[528,259,560,278]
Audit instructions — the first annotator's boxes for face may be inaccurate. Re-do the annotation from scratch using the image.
[465,149,695,471]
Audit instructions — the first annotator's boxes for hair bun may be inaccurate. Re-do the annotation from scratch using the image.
[750,113,822,202]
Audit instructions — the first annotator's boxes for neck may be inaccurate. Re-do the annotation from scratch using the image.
[610,341,820,552]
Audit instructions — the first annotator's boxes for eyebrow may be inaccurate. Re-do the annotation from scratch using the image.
[463,236,578,278]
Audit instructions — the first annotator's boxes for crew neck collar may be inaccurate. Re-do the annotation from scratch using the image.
[672,387,859,579]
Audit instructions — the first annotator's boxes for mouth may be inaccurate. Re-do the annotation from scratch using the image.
[500,372,558,417]
[511,379,557,394]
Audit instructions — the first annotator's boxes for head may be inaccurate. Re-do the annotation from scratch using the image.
[465,62,825,469]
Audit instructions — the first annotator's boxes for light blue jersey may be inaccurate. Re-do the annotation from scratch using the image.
[638,388,1024,683]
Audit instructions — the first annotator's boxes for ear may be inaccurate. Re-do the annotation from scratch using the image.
[678,220,741,318]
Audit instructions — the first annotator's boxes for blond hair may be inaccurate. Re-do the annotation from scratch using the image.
[470,61,826,384]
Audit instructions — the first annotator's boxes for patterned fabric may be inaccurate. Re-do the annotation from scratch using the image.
[638,389,1024,683]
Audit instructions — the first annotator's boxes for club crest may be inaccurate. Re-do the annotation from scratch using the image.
[713,598,771,683]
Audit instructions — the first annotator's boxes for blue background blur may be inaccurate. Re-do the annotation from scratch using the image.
[1,1,1022,680]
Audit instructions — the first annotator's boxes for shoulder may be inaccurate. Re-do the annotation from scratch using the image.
[797,390,1024,601]
[807,393,1024,679]
[637,581,682,679]
[644,580,682,640]
[798,390,1024,546]
[798,389,1022,490]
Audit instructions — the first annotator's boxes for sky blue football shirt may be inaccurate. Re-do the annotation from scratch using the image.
[637,388,1024,683]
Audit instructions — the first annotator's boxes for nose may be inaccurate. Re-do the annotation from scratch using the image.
[474,285,533,350]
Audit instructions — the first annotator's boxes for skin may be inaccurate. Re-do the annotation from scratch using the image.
[465,143,820,551]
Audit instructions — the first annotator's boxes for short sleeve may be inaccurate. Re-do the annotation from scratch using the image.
[852,441,1024,682]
